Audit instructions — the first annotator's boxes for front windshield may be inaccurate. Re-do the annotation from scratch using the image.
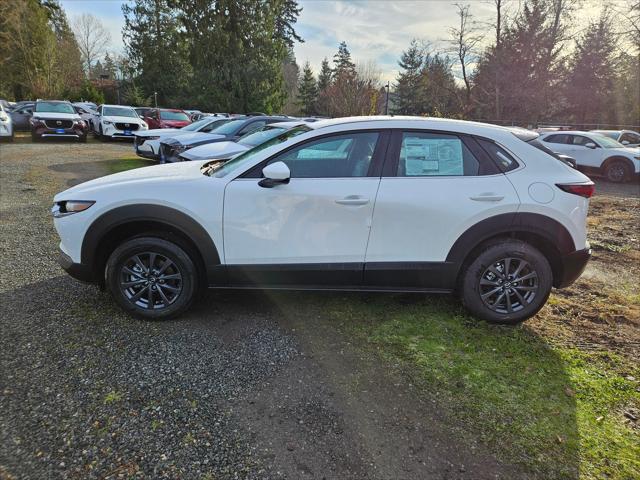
[211,125,312,178]
[209,118,246,135]
[160,111,191,121]
[593,134,624,148]
[103,106,138,118]
[35,102,75,114]
[238,125,287,147]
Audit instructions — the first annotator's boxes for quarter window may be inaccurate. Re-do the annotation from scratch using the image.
[476,139,519,172]
[397,132,495,176]
[266,132,380,178]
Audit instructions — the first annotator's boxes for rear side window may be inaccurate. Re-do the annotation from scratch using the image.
[476,139,519,172]
[397,132,496,176]
[543,134,570,144]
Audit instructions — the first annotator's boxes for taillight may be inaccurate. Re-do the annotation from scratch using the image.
[556,183,595,198]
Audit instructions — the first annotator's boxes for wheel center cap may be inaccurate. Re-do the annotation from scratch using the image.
[504,281,512,288]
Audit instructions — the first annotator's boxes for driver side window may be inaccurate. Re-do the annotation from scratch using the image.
[265,132,380,178]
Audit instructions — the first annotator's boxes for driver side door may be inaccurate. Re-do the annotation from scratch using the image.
[222,130,388,287]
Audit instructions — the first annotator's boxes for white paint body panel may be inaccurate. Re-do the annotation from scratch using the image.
[223,178,379,264]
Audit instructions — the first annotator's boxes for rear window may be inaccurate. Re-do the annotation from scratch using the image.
[476,139,519,172]
[160,111,190,121]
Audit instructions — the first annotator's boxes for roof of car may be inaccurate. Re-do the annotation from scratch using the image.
[157,108,187,112]
[538,130,598,136]
[102,104,135,109]
[591,129,638,134]
[36,100,71,104]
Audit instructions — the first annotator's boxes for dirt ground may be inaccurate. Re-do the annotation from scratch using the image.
[1,140,638,479]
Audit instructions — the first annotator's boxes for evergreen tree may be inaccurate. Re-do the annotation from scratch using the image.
[563,13,617,124]
[393,40,424,114]
[297,62,317,115]
[333,41,356,78]
[281,47,300,114]
[420,54,460,116]
[317,57,332,91]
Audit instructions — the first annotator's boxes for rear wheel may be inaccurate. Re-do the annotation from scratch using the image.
[461,240,553,324]
[604,160,630,183]
[105,237,198,320]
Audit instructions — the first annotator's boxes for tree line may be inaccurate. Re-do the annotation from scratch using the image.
[1,0,638,127]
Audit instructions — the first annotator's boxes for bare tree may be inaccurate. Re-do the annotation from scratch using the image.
[72,13,111,77]
[448,4,483,112]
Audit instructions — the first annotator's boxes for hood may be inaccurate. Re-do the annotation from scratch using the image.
[32,112,80,121]
[54,160,208,201]
[103,115,146,124]
[164,132,226,146]
[135,128,183,137]
[180,141,249,161]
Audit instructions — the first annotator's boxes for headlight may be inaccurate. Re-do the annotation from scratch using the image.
[141,121,148,128]
[103,120,113,125]
[634,156,640,161]
[51,200,95,218]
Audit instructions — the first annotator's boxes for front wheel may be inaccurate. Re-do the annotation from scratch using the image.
[106,237,198,320]
[461,240,553,324]
[604,160,630,183]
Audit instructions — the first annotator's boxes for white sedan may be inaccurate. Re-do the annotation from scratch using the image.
[95,105,148,140]
[538,131,640,182]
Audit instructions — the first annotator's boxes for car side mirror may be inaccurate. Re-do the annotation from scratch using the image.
[259,161,290,188]
[585,142,597,149]
[621,140,629,145]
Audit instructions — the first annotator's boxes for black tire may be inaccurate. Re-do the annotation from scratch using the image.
[98,125,108,142]
[79,134,87,143]
[604,160,630,183]
[461,239,553,324]
[105,237,198,320]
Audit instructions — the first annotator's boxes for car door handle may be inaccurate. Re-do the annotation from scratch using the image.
[469,193,505,202]
[335,195,369,206]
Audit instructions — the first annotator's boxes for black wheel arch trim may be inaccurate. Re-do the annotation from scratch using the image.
[446,212,577,285]
[602,156,634,173]
[81,204,221,281]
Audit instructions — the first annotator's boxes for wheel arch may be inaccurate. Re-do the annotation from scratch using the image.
[446,213,575,289]
[601,156,634,175]
[82,204,220,286]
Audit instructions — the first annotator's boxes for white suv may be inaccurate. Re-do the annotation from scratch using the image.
[538,131,640,182]
[52,117,593,324]
[95,104,148,140]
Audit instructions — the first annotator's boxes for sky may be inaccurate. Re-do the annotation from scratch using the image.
[60,0,611,83]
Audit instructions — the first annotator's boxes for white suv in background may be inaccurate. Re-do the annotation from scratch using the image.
[590,129,640,147]
[95,104,148,140]
[538,131,640,182]
[52,117,593,324]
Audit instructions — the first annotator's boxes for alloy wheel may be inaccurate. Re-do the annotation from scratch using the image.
[119,252,183,310]
[479,257,539,314]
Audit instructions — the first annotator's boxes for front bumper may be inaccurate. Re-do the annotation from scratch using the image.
[555,247,591,288]
[134,139,159,159]
[58,249,95,283]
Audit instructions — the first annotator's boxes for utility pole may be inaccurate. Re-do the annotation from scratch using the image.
[154,91,158,108]
[384,81,390,115]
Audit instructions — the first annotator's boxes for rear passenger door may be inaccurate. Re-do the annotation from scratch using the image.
[364,130,520,289]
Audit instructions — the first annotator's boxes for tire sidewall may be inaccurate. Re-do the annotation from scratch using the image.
[605,161,629,183]
[106,237,198,320]
[462,241,553,324]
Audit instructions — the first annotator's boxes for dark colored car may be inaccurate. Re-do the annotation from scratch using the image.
[143,108,192,129]
[134,107,153,119]
[30,100,88,142]
[9,103,35,131]
[159,116,289,163]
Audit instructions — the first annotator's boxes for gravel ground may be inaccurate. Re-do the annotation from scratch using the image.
[1,141,525,479]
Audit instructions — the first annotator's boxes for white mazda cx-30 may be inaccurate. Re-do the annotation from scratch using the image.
[52,117,593,324]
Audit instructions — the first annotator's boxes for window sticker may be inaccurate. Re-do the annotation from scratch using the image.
[403,137,464,176]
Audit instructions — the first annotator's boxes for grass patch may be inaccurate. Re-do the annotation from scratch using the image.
[103,390,123,404]
[326,295,639,479]
[106,157,152,174]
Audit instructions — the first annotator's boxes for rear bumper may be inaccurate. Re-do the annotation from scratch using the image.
[58,249,94,283]
[555,247,591,288]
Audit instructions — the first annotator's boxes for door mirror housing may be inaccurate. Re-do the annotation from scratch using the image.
[259,161,290,188]
[621,140,630,145]
[585,142,597,149]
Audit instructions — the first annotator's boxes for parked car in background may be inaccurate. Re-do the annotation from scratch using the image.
[134,116,232,160]
[9,103,35,131]
[95,104,148,140]
[590,129,640,147]
[30,100,88,142]
[72,103,98,131]
[179,121,310,162]
[508,129,577,168]
[9,100,36,112]
[159,115,289,163]
[538,131,640,182]
[143,108,192,130]
[52,116,593,324]
[134,107,153,119]
[184,109,204,121]
[0,103,14,141]
[0,99,13,110]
